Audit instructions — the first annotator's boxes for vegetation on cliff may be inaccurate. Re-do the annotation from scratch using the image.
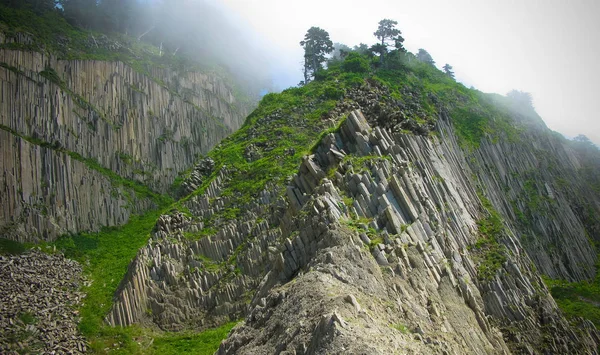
[2,9,600,352]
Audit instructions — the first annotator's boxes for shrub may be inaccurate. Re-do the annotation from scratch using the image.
[342,52,370,73]
[323,85,343,100]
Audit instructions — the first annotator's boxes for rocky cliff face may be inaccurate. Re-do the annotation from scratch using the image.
[471,125,599,282]
[3,24,599,351]
[109,108,600,353]
[0,32,253,242]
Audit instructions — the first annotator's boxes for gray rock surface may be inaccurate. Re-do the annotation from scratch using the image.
[111,109,599,353]
[0,43,253,242]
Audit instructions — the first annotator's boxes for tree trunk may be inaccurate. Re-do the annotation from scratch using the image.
[303,57,310,84]
[137,25,155,41]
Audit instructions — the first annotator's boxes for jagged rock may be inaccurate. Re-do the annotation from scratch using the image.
[179,158,216,197]
[109,108,599,353]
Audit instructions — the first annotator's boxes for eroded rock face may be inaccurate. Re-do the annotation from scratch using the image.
[219,196,509,354]
[472,129,598,282]
[0,44,253,242]
[0,249,86,354]
[110,110,599,353]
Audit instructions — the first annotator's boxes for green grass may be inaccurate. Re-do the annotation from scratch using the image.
[543,273,600,327]
[175,67,370,230]
[80,321,236,354]
[391,323,410,334]
[150,321,236,354]
[47,204,237,354]
[18,311,37,325]
[0,237,29,255]
[470,192,508,281]
[52,209,168,338]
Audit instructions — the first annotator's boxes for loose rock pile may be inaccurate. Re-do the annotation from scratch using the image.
[0,249,87,354]
[334,81,435,135]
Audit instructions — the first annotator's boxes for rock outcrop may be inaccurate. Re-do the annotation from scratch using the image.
[110,110,599,353]
[0,33,253,241]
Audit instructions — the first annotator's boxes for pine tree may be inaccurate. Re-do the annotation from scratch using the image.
[443,63,455,79]
[373,19,405,63]
[417,49,435,65]
[300,27,333,84]
[374,19,402,47]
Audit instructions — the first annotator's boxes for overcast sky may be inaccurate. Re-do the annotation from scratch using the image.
[210,0,600,144]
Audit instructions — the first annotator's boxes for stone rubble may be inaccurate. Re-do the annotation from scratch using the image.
[0,249,87,354]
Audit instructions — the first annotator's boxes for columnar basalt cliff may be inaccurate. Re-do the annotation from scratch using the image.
[0,32,253,242]
[2,15,600,352]
[110,109,600,353]
[471,126,599,282]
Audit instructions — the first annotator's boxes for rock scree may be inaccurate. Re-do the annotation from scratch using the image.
[0,249,87,354]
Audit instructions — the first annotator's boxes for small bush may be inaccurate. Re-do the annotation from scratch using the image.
[342,52,369,73]
[0,238,27,255]
[323,85,343,100]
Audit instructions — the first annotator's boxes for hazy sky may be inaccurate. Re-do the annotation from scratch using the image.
[210,0,600,144]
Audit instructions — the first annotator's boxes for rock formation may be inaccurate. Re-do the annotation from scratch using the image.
[0,31,253,242]
[110,109,600,353]
[1,16,599,353]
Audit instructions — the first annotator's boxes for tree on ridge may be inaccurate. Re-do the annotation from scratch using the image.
[417,49,435,65]
[300,27,333,84]
[443,63,455,79]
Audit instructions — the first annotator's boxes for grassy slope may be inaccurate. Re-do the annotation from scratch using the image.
[0,6,223,78]
[0,4,255,110]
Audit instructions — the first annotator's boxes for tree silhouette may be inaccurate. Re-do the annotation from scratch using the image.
[300,27,333,84]
[417,49,435,65]
[443,64,454,79]
[374,19,402,46]
[373,19,404,64]
[507,90,533,108]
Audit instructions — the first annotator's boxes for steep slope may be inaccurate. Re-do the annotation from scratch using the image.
[0,13,254,242]
[105,54,600,353]
[4,40,598,352]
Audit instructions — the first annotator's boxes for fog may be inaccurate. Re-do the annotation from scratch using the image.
[115,0,276,97]
[136,0,600,144]
[203,0,599,144]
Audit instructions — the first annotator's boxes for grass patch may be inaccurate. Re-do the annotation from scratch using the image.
[175,68,370,228]
[543,273,600,327]
[470,192,508,281]
[51,208,167,339]
[391,323,410,334]
[83,321,236,354]
[0,237,29,255]
[150,321,236,354]
[18,311,37,325]
[49,204,235,353]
